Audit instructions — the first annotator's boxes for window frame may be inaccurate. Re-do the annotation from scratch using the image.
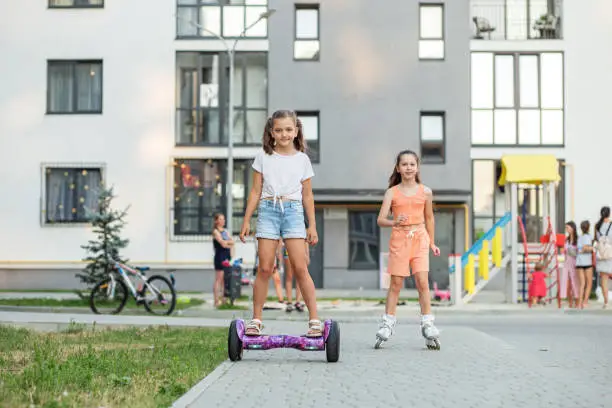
[294,4,321,61]
[418,3,445,61]
[46,59,104,115]
[348,210,380,270]
[470,51,565,147]
[41,163,105,227]
[48,0,104,8]
[175,0,269,39]
[175,51,268,147]
[296,110,320,163]
[172,158,256,239]
[419,111,446,164]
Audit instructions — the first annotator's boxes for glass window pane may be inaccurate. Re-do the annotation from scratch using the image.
[349,212,379,269]
[421,114,444,141]
[199,6,221,37]
[245,55,267,108]
[294,40,320,60]
[420,6,443,38]
[471,53,493,109]
[494,109,516,144]
[518,109,540,145]
[298,114,319,142]
[245,6,268,37]
[473,161,494,217]
[245,110,266,144]
[506,0,527,40]
[418,40,444,59]
[48,63,73,113]
[495,55,514,108]
[177,7,199,36]
[471,110,493,144]
[541,53,563,109]
[223,6,245,37]
[541,110,563,145]
[296,9,318,39]
[232,65,244,107]
[75,62,102,112]
[519,55,539,108]
[229,110,245,143]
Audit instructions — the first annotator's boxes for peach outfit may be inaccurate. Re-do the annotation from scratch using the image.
[387,184,430,276]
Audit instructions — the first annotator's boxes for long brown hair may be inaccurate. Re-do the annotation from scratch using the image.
[565,221,577,246]
[388,150,421,188]
[262,110,307,155]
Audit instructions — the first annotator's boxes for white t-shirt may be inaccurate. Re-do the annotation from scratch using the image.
[252,149,314,201]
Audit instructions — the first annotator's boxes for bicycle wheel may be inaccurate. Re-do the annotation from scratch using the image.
[142,275,177,315]
[89,277,129,315]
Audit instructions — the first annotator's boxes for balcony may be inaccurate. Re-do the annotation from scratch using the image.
[471,0,562,41]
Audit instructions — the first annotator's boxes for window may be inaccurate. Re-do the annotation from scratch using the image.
[471,52,564,146]
[294,5,320,60]
[173,159,255,235]
[176,52,267,145]
[47,60,103,114]
[296,111,320,162]
[49,0,104,7]
[44,167,102,224]
[176,0,268,38]
[419,4,444,60]
[420,112,445,163]
[349,211,380,270]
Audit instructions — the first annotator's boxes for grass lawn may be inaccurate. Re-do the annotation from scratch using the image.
[0,324,227,408]
[0,298,204,309]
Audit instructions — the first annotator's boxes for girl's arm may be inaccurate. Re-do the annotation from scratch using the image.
[302,178,318,245]
[213,230,232,249]
[424,187,436,247]
[377,189,397,228]
[239,171,263,242]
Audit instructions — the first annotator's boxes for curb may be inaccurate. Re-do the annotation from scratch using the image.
[171,361,234,408]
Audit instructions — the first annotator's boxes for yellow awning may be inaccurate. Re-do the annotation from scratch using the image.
[498,155,560,186]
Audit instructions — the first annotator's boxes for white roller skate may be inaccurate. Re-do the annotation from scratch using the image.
[421,315,441,350]
[374,314,396,349]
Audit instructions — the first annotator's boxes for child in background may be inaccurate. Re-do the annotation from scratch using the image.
[528,261,548,307]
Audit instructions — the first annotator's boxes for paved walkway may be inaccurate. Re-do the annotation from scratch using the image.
[178,315,611,408]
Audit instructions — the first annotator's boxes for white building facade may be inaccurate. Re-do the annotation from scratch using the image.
[470,0,612,242]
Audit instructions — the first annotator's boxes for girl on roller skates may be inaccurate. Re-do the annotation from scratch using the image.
[375,150,442,350]
[239,110,322,337]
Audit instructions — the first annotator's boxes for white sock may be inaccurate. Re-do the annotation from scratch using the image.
[384,314,396,322]
[421,314,434,323]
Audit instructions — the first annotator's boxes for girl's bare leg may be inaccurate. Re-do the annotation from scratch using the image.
[284,259,293,303]
[413,271,432,316]
[285,239,319,322]
[251,239,278,322]
[601,273,610,306]
[272,269,284,302]
[576,268,585,308]
[584,267,593,306]
[385,276,404,315]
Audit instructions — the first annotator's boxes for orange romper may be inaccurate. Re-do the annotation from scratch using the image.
[387,184,430,276]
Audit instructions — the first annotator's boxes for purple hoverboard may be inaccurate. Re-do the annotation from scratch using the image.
[228,319,340,363]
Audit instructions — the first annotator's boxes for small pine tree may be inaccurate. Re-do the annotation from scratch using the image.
[77,186,130,289]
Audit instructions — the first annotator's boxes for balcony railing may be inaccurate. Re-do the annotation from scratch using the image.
[471,0,562,40]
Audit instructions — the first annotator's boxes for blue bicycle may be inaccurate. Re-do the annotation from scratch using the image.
[89,259,177,315]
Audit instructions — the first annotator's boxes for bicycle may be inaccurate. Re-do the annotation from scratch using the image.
[89,259,177,316]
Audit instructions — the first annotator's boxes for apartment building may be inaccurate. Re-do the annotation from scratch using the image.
[1,0,468,290]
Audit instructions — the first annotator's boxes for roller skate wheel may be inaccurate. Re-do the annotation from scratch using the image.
[426,338,441,351]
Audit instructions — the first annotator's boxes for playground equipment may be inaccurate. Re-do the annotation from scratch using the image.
[228,319,340,363]
[450,155,562,305]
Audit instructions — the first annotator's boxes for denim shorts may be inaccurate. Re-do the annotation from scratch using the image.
[256,200,307,240]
